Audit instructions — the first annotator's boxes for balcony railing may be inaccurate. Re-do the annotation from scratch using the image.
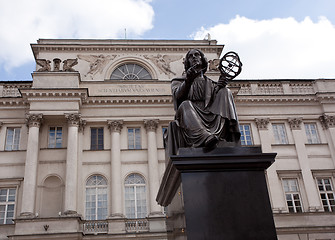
[125,218,149,232]
[83,220,108,234]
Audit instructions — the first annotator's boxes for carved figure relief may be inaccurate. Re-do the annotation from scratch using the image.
[63,58,78,72]
[144,54,182,76]
[53,58,61,71]
[208,59,220,71]
[36,59,51,72]
[78,54,116,79]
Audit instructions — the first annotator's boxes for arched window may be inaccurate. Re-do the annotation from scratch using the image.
[124,173,147,218]
[110,63,152,80]
[85,175,108,220]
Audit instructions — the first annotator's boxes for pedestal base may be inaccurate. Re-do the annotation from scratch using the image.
[157,147,277,240]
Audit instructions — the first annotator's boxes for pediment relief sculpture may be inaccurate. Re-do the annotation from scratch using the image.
[144,54,182,76]
[36,58,78,72]
[36,59,51,72]
[78,54,116,79]
[208,59,220,71]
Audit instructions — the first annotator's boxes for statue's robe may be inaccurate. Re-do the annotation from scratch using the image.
[165,75,240,155]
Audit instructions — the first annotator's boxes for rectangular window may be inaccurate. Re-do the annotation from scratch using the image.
[128,128,141,149]
[91,127,104,150]
[48,127,63,148]
[305,123,320,144]
[317,178,335,212]
[273,124,288,144]
[5,128,21,151]
[282,179,303,213]
[239,124,253,145]
[0,188,16,224]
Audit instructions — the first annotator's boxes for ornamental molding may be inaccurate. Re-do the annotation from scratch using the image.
[20,89,88,104]
[319,114,335,129]
[107,120,123,133]
[0,122,3,129]
[288,117,303,130]
[255,118,270,130]
[144,119,159,131]
[84,96,173,105]
[25,114,43,128]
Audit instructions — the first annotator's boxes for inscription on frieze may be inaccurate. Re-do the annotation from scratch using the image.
[89,83,171,96]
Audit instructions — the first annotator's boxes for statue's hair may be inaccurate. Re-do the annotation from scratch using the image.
[184,49,208,74]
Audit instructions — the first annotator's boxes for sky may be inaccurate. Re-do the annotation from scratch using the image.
[0,0,335,81]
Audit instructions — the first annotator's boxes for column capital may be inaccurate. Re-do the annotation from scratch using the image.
[255,118,269,130]
[288,117,303,130]
[144,119,159,132]
[107,120,123,133]
[65,113,81,127]
[25,114,43,128]
[319,114,335,129]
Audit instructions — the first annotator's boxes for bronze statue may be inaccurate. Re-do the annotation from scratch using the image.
[165,49,242,155]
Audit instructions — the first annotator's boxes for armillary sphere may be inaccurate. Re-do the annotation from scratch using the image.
[219,51,242,80]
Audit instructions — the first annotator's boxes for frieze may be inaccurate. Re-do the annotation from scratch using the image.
[89,83,171,96]
[288,117,303,130]
[143,54,182,76]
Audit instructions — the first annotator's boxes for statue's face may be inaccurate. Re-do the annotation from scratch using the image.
[187,49,202,67]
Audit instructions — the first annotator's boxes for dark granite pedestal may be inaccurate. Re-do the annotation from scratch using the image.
[157,147,278,240]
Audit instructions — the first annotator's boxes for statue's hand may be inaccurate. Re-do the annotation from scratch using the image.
[217,75,229,88]
[185,66,198,84]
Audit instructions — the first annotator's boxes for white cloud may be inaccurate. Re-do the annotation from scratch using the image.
[0,0,154,70]
[192,16,335,79]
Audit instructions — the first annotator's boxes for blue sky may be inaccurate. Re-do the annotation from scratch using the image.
[0,0,335,81]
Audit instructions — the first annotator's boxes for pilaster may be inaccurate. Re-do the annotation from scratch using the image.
[288,117,322,212]
[255,118,286,212]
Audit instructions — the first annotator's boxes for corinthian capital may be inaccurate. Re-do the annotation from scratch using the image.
[288,117,303,130]
[107,120,123,133]
[319,114,335,129]
[144,119,159,131]
[255,118,269,130]
[65,113,81,126]
[25,114,43,128]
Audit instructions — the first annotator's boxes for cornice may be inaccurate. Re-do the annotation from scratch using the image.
[234,94,319,103]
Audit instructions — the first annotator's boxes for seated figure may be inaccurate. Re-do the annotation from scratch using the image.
[165,49,241,155]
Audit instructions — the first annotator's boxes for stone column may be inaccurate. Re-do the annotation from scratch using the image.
[144,119,162,216]
[20,114,43,217]
[288,117,321,211]
[64,113,81,215]
[255,118,286,213]
[107,120,124,218]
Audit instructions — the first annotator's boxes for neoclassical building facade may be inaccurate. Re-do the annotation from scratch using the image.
[0,39,334,239]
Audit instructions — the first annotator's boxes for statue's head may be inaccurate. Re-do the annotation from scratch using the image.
[184,49,208,74]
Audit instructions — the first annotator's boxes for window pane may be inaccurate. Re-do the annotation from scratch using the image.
[273,124,288,144]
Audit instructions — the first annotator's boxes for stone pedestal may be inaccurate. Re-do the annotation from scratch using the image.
[157,147,277,240]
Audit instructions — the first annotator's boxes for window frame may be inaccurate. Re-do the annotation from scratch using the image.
[304,122,321,144]
[282,178,304,213]
[0,187,17,224]
[90,127,104,150]
[110,63,152,80]
[127,127,141,150]
[239,124,253,146]
[5,127,21,151]
[124,173,147,219]
[48,126,63,148]
[272,123,288,144]
[85,175,108,220]
[316,177,335,212]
